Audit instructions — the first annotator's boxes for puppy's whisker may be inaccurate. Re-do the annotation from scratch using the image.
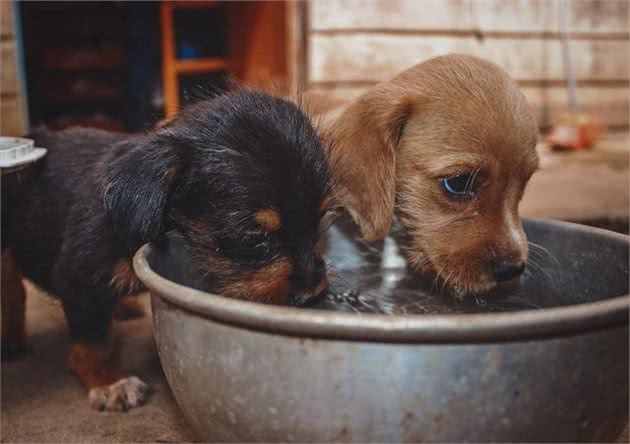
[452,267,466,299]
[527,250,549,268]
[440,269,456,295]
[528,242,560,265]
[433,253,454,293]
[527,251,557,276]
[432,257,450,284]
[526,257,552,281]
[325,268,356,291]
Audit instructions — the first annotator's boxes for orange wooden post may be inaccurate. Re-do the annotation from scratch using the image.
[160,1,179,119]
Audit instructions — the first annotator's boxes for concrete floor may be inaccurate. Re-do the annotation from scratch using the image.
[1,134,628,443]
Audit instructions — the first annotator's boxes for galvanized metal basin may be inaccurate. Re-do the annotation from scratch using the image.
[133,218,629,442]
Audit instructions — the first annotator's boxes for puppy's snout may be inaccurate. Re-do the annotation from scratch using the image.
[492,259,526,282]
[291,285,328,307]
[290,256,328,306]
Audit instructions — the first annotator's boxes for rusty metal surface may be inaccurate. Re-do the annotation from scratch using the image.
[134,218,629,442]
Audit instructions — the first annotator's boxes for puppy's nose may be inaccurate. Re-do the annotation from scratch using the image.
[492,260,526,282]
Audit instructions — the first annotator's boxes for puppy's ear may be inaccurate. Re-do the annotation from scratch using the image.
[327,85,411,240]
[103,136,179,251]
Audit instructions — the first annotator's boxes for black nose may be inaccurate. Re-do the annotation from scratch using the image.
[492,260,526,282]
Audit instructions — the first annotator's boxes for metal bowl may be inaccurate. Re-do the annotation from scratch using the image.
[133,218,629,442]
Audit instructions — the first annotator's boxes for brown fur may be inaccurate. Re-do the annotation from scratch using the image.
[327,54,539,296]
[255,208,282,232]
[221,258,293,304]
[67,342,125,389]
[320,194,334,213]
[1,250,27,359]
[110,259,144,295]
[112,296,145,320]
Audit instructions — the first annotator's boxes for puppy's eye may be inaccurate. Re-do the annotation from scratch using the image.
[440,173,479,198]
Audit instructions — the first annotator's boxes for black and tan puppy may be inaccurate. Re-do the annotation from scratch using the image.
[2,90,331,411]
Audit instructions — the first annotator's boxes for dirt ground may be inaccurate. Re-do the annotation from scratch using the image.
[1,135,628,443]
[1,285,193,443]
[2,274,628,443]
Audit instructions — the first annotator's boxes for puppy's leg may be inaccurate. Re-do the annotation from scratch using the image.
[1,249,27,360]
[62,296,149,411]
[112,296,145,320]
[111,259,145,320]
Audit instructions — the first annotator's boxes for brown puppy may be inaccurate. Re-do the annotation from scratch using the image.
[327,54,539,296]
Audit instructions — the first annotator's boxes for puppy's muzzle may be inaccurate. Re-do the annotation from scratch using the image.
[492,259,526,282]
[290,257,329,306]
[291,285,329,307]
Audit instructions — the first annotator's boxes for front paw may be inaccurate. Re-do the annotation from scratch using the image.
[88,376,149,412]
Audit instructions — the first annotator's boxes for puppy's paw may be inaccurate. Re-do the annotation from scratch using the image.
[88,376,149,412]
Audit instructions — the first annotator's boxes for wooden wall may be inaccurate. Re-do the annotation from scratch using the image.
[304,0,629,131]
[1,0,27,136]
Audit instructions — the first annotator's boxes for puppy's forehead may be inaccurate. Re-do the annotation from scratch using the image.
[417,141,538,180]
[403,104,538,177]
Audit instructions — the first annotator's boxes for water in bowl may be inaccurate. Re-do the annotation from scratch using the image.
[153,216,628,315]
[311,266,554,315]
[308,216,584,315]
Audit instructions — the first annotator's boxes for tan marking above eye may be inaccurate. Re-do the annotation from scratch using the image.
[255,208,282,232]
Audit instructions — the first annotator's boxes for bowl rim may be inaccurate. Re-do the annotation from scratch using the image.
[133,218,629,343]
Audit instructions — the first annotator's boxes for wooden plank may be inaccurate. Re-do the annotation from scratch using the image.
[310,0,471,31]
[0,0,14,38]
[309,34,629,82]
[474,0,629,35]
[174,58,226,74]
[160,1,179,118]
[1,40,18,96]
[0,96,26,137]
[522,85,630,128]
[169,1,219,9]
[306,85,630,128]
[565,0,630,35]
[285,0,307,90]
[226,2,289,90]
[309,0,629,34]
[41,46,122,71]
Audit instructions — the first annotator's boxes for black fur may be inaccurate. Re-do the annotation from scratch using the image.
[3,90,331,344]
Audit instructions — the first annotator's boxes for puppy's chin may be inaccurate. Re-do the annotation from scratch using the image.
[409,252,499,299]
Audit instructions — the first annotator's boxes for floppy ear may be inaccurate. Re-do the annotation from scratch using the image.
[103,136,179,251]
[326,84,411,241]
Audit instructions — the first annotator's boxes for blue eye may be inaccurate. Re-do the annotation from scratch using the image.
[440,173,479,198]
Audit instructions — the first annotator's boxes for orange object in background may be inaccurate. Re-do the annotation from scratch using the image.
[545,111,606,151]
[545,1,607,152]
